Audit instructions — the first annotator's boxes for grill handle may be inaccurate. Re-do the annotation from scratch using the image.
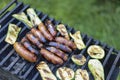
[0,0,18,16]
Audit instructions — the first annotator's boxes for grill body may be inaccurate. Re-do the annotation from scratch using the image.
[0,0,120,80]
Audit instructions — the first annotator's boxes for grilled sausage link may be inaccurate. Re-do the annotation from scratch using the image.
[48,42,72,53]
[55,37,77,50]
[46,47,68,61]
[38,23,53,41]
[26,33,43,48]
[22,41,38,54]
[40,48,63,65]
[45,20,57,37]
[31,28,46,43]
[13,42,37,62]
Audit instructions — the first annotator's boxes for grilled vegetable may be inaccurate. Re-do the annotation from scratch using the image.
[56,67,74,80]
[27,8,41,26]
[71,54,86,66]
[70,31,86,50]
[48,42,72,53]
[46,47,68,61]
[12,12,33,28]
[38,23,53,41]
[5,24,21,44]
[88,59,104,80]
[13,42,37,62]
[57,24,70,40]
[37,61,57,80]
[87,45,105,59]
[40,48,63,65]
[75,69,89,80]
[45,20,57,37]
[55,37,77,50]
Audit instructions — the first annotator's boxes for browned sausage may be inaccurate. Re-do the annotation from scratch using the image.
[31,28,46,43]
[26,33,43,48]
[48,42,72,53]
[46,47,68,61]
[13,42,37,62]
[38,23,53,41]
[45,20,57,37]
[23,41,38,54]
[40,48,63,65]
[55,37,77,50]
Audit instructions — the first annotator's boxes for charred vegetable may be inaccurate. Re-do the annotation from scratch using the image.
[87,45,105,59]
[12,12,33,28]
[88,59,104,80]
[75,69,89,80]
[36,61,57,80]
[70,31,86,50]
[57,24,70,40]
[71,54,86,66]
[5,24,21,44]
[27,8,41,26]
[56,67,74,80]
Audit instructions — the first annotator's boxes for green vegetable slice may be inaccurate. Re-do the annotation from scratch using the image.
[70,31,86,50]
[27,8,41,26]
[87,45,105,59]
[56,67,74,80]
[71,54,86,66]
[88,59,104,80]
[75,69,89,80]
[36,61,57,80]
[12,12,33,28]
[5,24,21,44]
[57,24,70,40]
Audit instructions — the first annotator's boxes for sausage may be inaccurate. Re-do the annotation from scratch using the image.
[46,47,68,61]
[55,37,77,50]
[45,20,57,37]
[13,42,37,62]
[22,41,38,54]
[26,33,43,48]
[48,42,72,53]
[31,28,46,43]
[38,23,53,41]
[40,48,63,65]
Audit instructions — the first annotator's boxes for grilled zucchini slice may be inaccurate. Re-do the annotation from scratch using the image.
[88,59,104,80]
[57,24,70,40]
[75,69,89,80]
[36,61,57,80]
[70,31,86,50]
[87,45,105,59]
[71,54,86,66]
[5,24,21,44]
[27,8,41,26]
[56,67,74,80]
[12,12,33,28]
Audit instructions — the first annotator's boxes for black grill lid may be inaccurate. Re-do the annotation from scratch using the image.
[0,0,120,80]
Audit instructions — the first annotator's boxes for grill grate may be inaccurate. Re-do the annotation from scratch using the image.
[0,0,120,80]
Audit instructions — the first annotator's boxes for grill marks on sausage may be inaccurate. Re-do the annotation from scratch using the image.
[46,47,68,61]
[31,28,47,43]
[48,42,72,53]
[26,33,43,48]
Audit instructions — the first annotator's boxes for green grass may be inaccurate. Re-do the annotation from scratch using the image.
[0,0,120,80]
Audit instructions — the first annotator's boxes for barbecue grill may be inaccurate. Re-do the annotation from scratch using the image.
[0,0,120,80]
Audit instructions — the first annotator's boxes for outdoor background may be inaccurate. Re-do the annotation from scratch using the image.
[0,0,120,80]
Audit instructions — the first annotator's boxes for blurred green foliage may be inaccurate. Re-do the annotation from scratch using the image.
[0,0,120,80]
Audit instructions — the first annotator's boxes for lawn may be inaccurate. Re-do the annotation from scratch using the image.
[0,0,120,80]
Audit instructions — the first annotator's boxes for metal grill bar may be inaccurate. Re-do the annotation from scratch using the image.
[106,52,120,80]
